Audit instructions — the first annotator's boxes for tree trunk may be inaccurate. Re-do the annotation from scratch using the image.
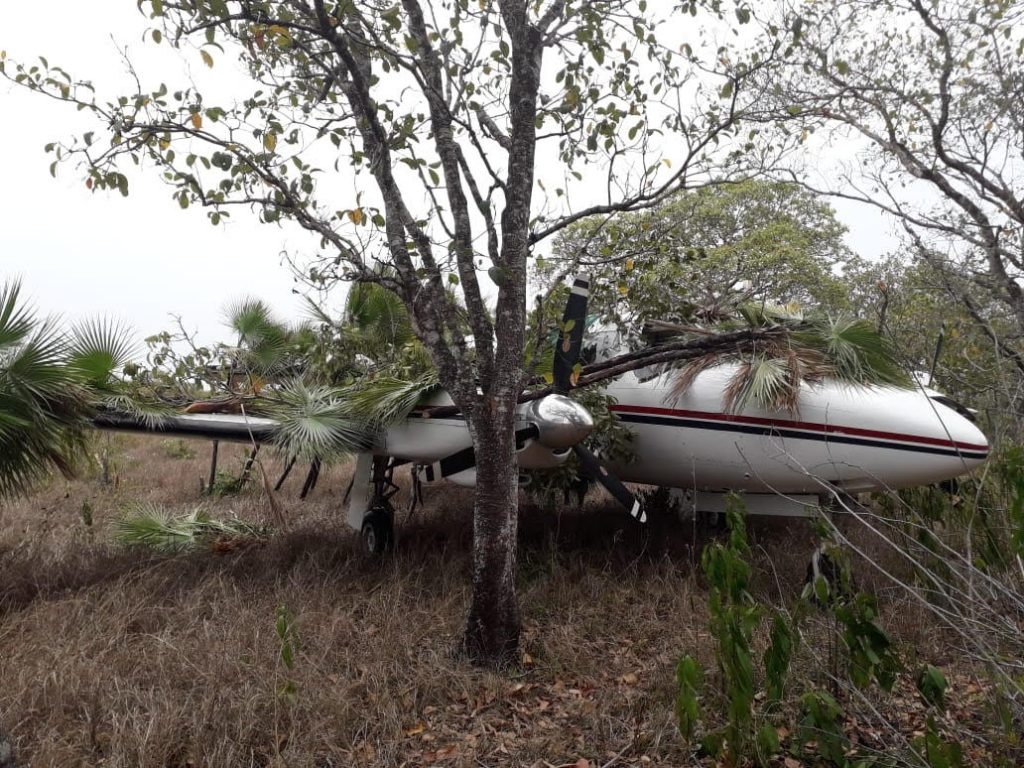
[458,7,543,665]
[461,399,522,666]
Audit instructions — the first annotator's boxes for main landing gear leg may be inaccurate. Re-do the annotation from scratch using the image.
[360,457,399,555]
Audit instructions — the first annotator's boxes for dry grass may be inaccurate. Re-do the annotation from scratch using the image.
[0,434,985,767]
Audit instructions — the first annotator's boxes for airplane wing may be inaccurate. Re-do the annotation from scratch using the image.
[93,410,279,444]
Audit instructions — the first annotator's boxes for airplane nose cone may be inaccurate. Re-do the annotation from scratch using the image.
[526,394,594,450]
[936,406,989,467]
[910,398,989,489]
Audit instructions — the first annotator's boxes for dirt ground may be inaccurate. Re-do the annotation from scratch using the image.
[0,433,999,767]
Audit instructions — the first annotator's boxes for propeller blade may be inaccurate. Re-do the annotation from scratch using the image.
[572,443,646,523]
[417,425,540,483]
[552,275,590,394]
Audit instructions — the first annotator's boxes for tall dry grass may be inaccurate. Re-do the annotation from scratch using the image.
[0,434,969,767]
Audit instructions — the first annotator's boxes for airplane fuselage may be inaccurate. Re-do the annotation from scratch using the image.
[601,367,988,494]
[385,363,989,495]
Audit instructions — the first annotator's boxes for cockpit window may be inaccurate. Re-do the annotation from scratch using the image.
[930,395,977,423]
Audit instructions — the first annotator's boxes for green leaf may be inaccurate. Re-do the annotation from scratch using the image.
[917,665,948,709]
[674,655,703,739]
[381,5,401,30]
[764,613,795,704]
[488,266,507,286]
[755,722,779,758]
[67,317,137,388]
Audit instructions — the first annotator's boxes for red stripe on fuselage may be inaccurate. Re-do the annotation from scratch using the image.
[608,404,987,453]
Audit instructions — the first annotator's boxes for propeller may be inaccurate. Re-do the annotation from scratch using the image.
[553,275,591,393]
[573,442,647,523]
[418,274,646,524]
[549,275,646,523]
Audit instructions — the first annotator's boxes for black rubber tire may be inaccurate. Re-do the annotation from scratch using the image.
[360,510,394,555]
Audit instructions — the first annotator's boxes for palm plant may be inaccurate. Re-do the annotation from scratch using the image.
[0,281,162,500]
[222,297,297,385]
[0,281,92,498]
[69,316,172,428]
[343,280,415,353]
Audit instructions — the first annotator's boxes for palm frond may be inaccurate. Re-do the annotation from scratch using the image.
[795,316,908,387]
[98,391,174,429]
[115,503,269,554]
[300,294,337,327]
[114,503,199,553]
[264,379,372,460]
[724,355,807,412]
[341,370,440,427]
[0,301,91,498]
[0,384,90,498]
[736,301,803,328]
[345,282,414,350]
[224,297,280,344]
[668,353,726,403]
[244,324,291,375]
[1,317,72,400]
[0,280,35,351]
[222,297,294,376]
[660,311,906,414]
[68,317,138,388]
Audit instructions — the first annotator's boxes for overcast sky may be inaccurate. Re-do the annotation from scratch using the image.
[1,3,315,346]
[2,3,899,348]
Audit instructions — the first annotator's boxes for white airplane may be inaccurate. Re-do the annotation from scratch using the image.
[96,277,989,552]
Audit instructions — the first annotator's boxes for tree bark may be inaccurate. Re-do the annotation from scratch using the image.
[461,404,522,665]
[457,2,545,665]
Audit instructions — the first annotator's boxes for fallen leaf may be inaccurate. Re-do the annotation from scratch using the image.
[431,744,458,760]
[784,758,801,768]
[620,672,638,685]
[405,723,426,737]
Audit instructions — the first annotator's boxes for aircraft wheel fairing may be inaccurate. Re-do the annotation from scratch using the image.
[361,507,394,555]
